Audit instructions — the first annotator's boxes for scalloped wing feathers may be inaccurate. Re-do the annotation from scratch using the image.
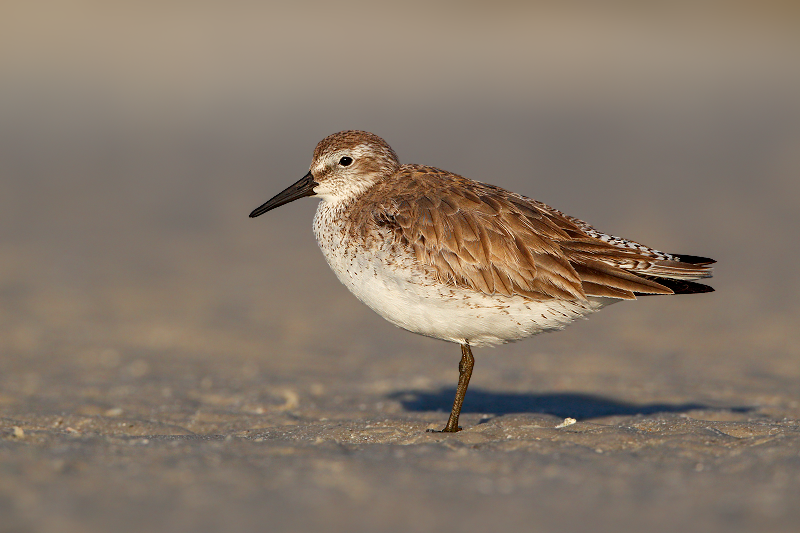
[349,165,713,302]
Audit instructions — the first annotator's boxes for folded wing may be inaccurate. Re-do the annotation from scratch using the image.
[356,166,714,301]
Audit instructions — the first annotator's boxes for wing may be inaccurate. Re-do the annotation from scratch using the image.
[356,166,713,301]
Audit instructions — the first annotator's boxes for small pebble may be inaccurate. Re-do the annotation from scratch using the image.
[555,418,577,428]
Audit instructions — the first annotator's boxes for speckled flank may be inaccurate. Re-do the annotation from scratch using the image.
[314,199,606,347]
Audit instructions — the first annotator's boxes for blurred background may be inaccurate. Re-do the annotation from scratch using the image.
[1,1,799,532]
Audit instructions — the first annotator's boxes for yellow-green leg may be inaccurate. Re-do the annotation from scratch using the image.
[441,343,474,433]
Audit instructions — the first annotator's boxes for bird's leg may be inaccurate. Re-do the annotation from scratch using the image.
[441,343,475,433]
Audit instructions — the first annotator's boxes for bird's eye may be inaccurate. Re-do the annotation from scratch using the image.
[339,156,353,167]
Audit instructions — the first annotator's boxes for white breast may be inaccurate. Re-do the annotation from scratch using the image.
[312,201,606,347]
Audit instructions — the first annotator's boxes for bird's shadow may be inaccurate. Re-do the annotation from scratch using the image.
[389,388,752,420]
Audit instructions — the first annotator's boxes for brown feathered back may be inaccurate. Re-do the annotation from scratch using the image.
[348,165,713,301]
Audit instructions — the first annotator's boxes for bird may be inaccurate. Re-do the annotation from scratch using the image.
[249,130,714,432]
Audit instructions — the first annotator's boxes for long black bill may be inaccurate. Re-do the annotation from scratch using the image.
[249,172,318,218]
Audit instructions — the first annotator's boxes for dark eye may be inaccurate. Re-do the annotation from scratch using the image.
[339,156,353,167]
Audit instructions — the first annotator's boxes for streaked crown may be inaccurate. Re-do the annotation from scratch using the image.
[309,131,401,203]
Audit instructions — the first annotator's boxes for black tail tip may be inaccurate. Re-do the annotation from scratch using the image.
[635,277,715,296]
[671,254,716,265]
[674,282,715,295]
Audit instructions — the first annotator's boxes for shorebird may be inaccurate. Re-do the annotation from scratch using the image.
[249,130,714,432]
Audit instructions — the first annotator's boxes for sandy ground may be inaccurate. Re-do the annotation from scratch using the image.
[2,3,800,532]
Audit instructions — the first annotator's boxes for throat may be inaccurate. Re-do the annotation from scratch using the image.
[312,200,350,248]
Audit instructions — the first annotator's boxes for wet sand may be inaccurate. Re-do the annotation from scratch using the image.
[2,3,800,532]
